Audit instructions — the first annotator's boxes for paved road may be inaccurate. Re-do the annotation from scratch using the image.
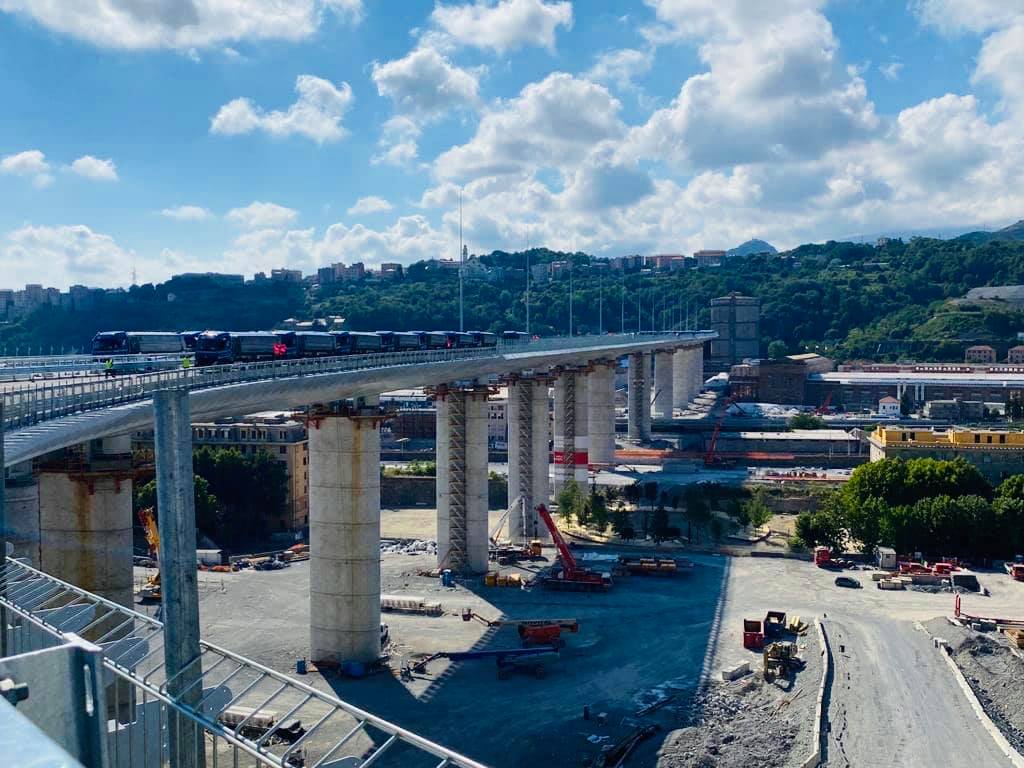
[824,615,1010,767]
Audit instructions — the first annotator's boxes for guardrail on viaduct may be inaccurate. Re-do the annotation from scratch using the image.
[1,332,711,434]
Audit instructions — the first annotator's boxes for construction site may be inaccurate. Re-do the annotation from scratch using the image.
[122,497,1024,768]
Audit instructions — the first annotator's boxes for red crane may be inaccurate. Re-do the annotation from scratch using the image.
[535,504,612,591]
[705,396,735,466]
[815,390,834,415]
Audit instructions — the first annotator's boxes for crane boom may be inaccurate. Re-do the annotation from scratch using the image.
[535,504,580,576]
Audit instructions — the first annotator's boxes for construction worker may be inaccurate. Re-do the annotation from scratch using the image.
[181,356,192,370]
[104,358,114,378]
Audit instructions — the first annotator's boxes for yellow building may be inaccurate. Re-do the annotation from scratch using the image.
[868,427,1024,482]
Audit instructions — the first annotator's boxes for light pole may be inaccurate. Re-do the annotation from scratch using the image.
[598,272,603,335]
[458,188,464,332]
[568,256,574,337]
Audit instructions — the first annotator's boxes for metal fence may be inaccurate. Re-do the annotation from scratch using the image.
[1,333,706,434]
[0,558,488,768]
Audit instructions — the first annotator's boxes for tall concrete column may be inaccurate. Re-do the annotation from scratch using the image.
[38,434,133,606]
[553,369,589,494]
[436,387,489,573]
[653,351,675,419]
[507,377,551,542]
[308,398,382,664]
[672,348,691,409]
[691,344,704,398]
[627,353,650,442]
[641,353,653,440]
[153,389,204,768]
[5,462,39,564]
[587,362,616,467]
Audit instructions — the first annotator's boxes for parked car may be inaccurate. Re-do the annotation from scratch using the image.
[834,575,861,589]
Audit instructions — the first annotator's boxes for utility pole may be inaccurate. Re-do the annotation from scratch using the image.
[568,255,574,337]
[598,272,603,335]
[458,188,464,332]
[636,276,642,334]
[620,279,625,334]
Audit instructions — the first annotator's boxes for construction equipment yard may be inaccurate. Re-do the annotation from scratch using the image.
[137,507,1024,768]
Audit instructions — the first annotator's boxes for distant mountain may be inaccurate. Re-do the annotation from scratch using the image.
[727,239,777,257]
[954,220,1024,245]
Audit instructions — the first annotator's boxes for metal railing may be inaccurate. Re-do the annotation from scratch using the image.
[0,557,487,768]
[2,333,708,435]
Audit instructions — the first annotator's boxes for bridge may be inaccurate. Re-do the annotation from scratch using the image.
[1,330,713,766]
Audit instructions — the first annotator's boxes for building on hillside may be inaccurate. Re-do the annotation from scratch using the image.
[610,255,644,272]
[380,262,403,280]
[271,269,303,283]
[133,411,309,533]
[806,367,1024,411]
[694,249,726,268]
[878,396,901,417]
[710,293,760,368]
[530,263,550,284]
[1008,345,1024,364]
[867,427,1024,483]
[965,345,996,364]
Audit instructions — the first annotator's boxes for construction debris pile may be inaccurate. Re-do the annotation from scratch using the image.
[927,617,1024,754]
[656,677,810,768]
[380,538,437,556]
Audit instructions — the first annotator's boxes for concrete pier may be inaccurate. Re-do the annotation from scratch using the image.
[506,377,551,542]
[308,398,383,664]
[627,353,647,441]
[690,344,704,400]
[553,369,589,494]
[673,348,693,409]
[4,462,39,564]
[37,435,133,606]
[652,351,675,419]
[587,362,617,467]
[153,389,205,768]
[436,387,490,573]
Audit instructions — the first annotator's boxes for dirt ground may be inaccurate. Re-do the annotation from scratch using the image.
[132,507,1024,768]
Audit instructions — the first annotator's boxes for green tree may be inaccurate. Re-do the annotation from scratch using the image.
[133,475,221,542]
[652,505,670,542]
[899,389,914,416]
[789,413,827,430]
[556,479,585,526]
[742,487,773,530]
[794,506,845,551]
[589,491,610,533]
[767,340,788,359]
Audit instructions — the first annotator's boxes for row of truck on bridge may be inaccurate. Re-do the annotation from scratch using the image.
[90,329,530,365]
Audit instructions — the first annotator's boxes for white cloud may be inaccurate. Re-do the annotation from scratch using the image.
[347,196,393,215]
[587,48,654,92]
[2,223,134,288]
[226,201,298,229]
[431,0,572,53]
[974,22,1024,116]
[434,73,626,181]
[372,116,422,167]
[160,205,213,221]
[624,3,878,171]
[68,155,118,181]
[879,61,903,81]
[210,75,353,143]
[910,0,1020,36]
[0,149,52,188]
[372,47,480,118]
[0,0,363,50]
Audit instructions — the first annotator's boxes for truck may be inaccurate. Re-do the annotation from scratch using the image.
[275,331,338,358]
[195,331,281,365]
[1007,562,1024,582]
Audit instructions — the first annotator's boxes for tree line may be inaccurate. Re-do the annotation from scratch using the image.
[793,457,1024,560]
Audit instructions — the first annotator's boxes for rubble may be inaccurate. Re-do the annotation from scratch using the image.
[380,538,437,555]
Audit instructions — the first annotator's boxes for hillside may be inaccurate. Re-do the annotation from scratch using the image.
[727,239,777,257]
[5,237,1024,363]
[954,219,1024,245]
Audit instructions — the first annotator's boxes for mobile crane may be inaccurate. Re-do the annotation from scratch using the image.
[535,504,612,591]
[461,608,580,646]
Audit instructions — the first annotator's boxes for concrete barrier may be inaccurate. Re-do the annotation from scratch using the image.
[935,640,1024,768]
[800,618,831,768]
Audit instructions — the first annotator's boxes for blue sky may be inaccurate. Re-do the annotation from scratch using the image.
[1,0,1022,289]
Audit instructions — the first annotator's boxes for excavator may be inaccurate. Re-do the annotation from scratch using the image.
[137,508,162,602]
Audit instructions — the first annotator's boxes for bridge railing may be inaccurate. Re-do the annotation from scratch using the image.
[1,332,705,433]
[0,557,488,768]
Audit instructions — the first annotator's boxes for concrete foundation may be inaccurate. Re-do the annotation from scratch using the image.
[553,370,589,494]
[436,388,490,573]
[653,351,675,419]
[506,378,551,542]
[37,435,133,606]
[587,363,616,467]
[308,400,383,664]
